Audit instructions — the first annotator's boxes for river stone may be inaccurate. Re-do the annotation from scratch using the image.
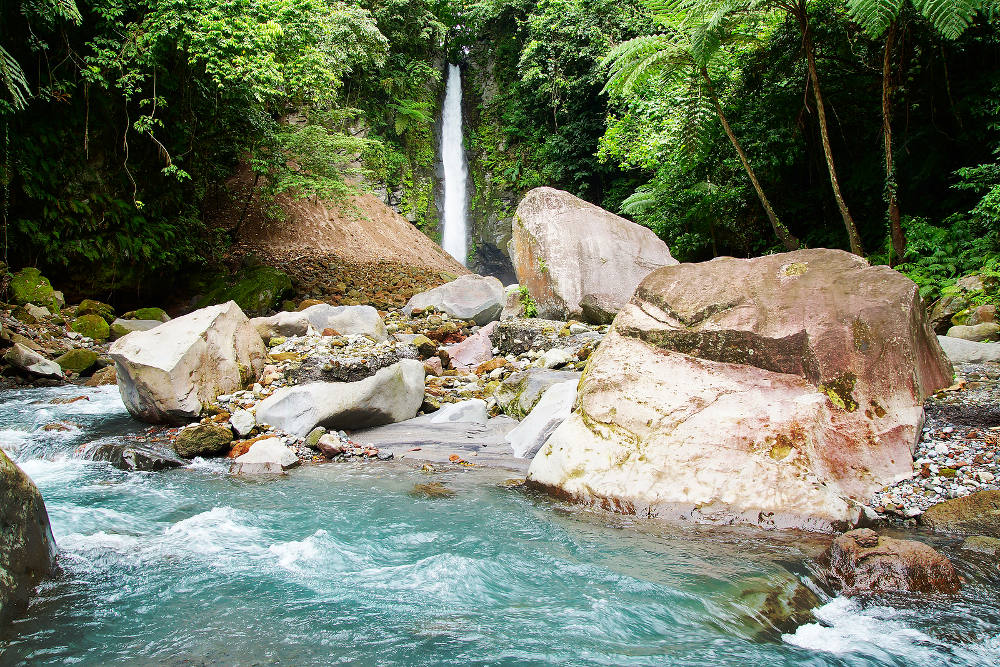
[506,380,577,459]
[960,535,1000,556]
[936,335,1000,364]
[250,311,310,339]
[9,267,55,307]
[826,529,960,595]
[229,408,256,438]
[71,314,110,340]
[945,322,1000,342]
[255,359,425,437]
[54,348,99,374]
[966,304,996,326]
[429,399,489,424]
[87,441,185,472]
[3,343,63,379]
[173,423,234,458]
[921,490,1000,537]
[85,365,117,387]
[76,299,116,324]
[495,368,581,420]
[1,447,57,625]
[403,274,505,325]
[527,249,952,532]
[301,304,388,341]
[509,187,677,322]
[231,438,300,474]
[23,303,50,321]
[110,318,163,340]
[110,301,267,424]
[448,321,497,369]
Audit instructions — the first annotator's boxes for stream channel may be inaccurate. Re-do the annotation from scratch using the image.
[1,384,998,665]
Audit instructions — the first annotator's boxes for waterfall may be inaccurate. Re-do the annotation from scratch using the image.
[440,63,469,266]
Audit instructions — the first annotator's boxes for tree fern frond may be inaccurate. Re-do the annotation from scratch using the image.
[678,76,714,158]
[602,34,690,97]
[621,184,659,214]
[0,44,30,111]
[846,0,906,36]
[912,0,979,38]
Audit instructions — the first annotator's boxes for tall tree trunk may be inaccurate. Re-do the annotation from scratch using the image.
[795,4,864,256]
[883,20,905,264]
[700,67,799,251]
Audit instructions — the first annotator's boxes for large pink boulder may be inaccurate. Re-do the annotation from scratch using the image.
[510,187,677,323]
[527,249,952,531]
[447,322,498,370]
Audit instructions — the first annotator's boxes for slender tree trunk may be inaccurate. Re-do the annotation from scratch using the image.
[883,20,905,264]
[236,171,260,237]
[795,5,864,256]
[701,67,799,251]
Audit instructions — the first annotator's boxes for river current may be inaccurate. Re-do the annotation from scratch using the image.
[1,384,998,665]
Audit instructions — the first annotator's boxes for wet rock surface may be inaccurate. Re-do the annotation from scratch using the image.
[826,528,961,596]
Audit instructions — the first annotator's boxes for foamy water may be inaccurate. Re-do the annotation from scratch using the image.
[1,385,998,665]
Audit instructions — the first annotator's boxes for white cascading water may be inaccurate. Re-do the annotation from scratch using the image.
[440,63,469,265]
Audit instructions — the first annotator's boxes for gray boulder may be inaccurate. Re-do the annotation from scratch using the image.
[945,322,1000,342]
[249,311,310,339]
[2,343,63,379]
[302,304,388,341]
[937,335,1000,364]
[255,360,425,436]
[1,447,57,624]
[506,380,577,458]
[510,187,677,322]
[403,274,505,325]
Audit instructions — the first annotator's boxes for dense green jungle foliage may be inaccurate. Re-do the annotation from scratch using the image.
[1,0,998,302]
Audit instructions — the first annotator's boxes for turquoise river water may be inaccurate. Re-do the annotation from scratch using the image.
[1,384,998,665]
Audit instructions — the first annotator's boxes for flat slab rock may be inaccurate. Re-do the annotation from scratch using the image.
[353,415,527,472]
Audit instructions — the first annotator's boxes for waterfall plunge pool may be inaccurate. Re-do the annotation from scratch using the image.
[1,384,999,665]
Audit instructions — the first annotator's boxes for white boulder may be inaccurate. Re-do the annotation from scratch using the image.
[229,408,256,437]
[255,359,425,436]
[109,301,267,423]
[301,304,387,340]
[429,399,489,425]
[937,335,1000,364]
[250,311,310,339]
[230,437,300,474]
[506,380,577,459]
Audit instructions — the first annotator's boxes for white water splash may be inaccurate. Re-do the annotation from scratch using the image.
[440,63,468,265]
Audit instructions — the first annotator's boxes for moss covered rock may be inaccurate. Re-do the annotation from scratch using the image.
[10,268,55,307]
[198,266,293,317]
[1,447,56,624]
[71,314,111,340]
[123,307,169,322]
[76,299,116,324]
[173,423,234,458]
[55,348,99,374]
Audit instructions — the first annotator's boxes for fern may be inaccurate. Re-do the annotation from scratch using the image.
[621,185,659,215]
[847,0,981,38]
[602,34,690,98]
[0,45,30,111]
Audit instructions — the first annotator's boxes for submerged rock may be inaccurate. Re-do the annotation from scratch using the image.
[826,529,961,595]
[110,301,267,424]
[510,187,677,322]
[409,482,455,499]
[921,490,1000,537]
[527,249,952,531]
[255,359,425,436]
[403,274,505,325]
[1,447,57,625]
[87,441,185,472]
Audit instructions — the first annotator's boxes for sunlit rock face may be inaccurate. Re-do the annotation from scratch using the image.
[110,301,267,424]
[510,187,677,323]
[528,249,952,532]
